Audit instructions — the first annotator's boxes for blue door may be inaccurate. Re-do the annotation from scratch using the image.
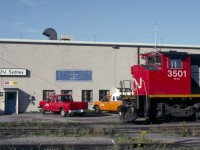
[5,92,16,114]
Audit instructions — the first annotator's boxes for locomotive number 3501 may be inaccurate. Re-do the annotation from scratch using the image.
[167,70,187,78]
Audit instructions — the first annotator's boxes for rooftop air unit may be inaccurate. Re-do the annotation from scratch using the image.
[60,35,73,41]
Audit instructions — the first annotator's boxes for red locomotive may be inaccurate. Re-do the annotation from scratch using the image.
[120,50,200,122]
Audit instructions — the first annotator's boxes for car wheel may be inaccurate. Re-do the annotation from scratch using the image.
[60,108,66,117]
[41,107,45,115]
[94,106,100,114]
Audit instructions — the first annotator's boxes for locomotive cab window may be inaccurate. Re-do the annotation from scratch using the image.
[147,57,154,64]
[170,59,182,68]
[155,55,162,66]
[147,55,162,66]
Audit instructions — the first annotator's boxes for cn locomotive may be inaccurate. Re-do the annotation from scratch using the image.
[120,50,200,122]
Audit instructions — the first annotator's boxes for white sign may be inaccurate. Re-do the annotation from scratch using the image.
[0,69,27,76]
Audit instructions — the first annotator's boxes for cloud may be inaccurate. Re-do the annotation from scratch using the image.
[20,0,37,7]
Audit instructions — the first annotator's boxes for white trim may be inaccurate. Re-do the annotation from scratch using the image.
[1,38,200,49]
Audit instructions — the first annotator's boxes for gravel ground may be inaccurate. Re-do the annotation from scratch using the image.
[1,113,200,148]
[0,136,115,145]
[0,113,119,147]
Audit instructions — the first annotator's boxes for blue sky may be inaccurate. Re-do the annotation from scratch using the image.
[0,0,200,45]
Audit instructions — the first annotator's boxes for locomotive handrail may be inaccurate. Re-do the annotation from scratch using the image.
[132,80,140,109]
[142,79,149,118]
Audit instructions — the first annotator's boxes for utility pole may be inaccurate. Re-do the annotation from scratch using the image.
[154,21,157,51]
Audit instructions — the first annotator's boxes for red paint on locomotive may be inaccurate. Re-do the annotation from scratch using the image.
[131,51,191,95]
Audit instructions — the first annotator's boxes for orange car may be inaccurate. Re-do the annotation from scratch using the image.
[93,93,122,113]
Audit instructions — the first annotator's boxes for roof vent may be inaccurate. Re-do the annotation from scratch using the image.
[43,28,57,40]
[60,35,73,41]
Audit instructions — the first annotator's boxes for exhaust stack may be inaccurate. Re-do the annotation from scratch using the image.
[43,28,57,40]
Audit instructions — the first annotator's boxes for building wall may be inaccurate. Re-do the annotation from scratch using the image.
[0,40,200,113]
[0,42,139,112]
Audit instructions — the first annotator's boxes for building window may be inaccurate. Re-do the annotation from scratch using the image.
[82,90,93,102]
[61,90,72,95]
[99,90,110,100]
[43,90,55,100]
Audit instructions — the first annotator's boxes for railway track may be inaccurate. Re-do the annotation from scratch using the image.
[0,121,200,135]
[0,121,200,149]
[0,142,199,150]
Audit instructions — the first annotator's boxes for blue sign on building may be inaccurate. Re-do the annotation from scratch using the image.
[56,70,92,81]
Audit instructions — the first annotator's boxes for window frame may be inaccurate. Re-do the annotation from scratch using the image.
[61,90,72,95]
[99,90,110,100]
[82,90,93,102]
[43,90,55,100]
[155,55,162,66]
[170,58,182,69]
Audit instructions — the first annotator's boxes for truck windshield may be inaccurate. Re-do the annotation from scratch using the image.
[58,95,73,102]
[116,96,122,101]
[112,96,122,101]
[102,96,110,102]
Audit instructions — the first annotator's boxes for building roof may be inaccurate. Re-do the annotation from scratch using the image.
[0,38,200,49]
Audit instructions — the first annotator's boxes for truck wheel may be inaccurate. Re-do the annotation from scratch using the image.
[117,106,122,114]
[78,112,86,117]
[94,106,100,114]
[60,108,66,117]
[41,107,45,115]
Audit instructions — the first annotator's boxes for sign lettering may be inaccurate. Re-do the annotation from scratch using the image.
[56,70,92,81]
[0,69,27,76]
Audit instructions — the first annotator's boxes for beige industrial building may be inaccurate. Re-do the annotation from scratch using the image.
[0,38,200,114]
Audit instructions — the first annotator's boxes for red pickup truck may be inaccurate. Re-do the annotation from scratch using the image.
[38,94,88,117]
